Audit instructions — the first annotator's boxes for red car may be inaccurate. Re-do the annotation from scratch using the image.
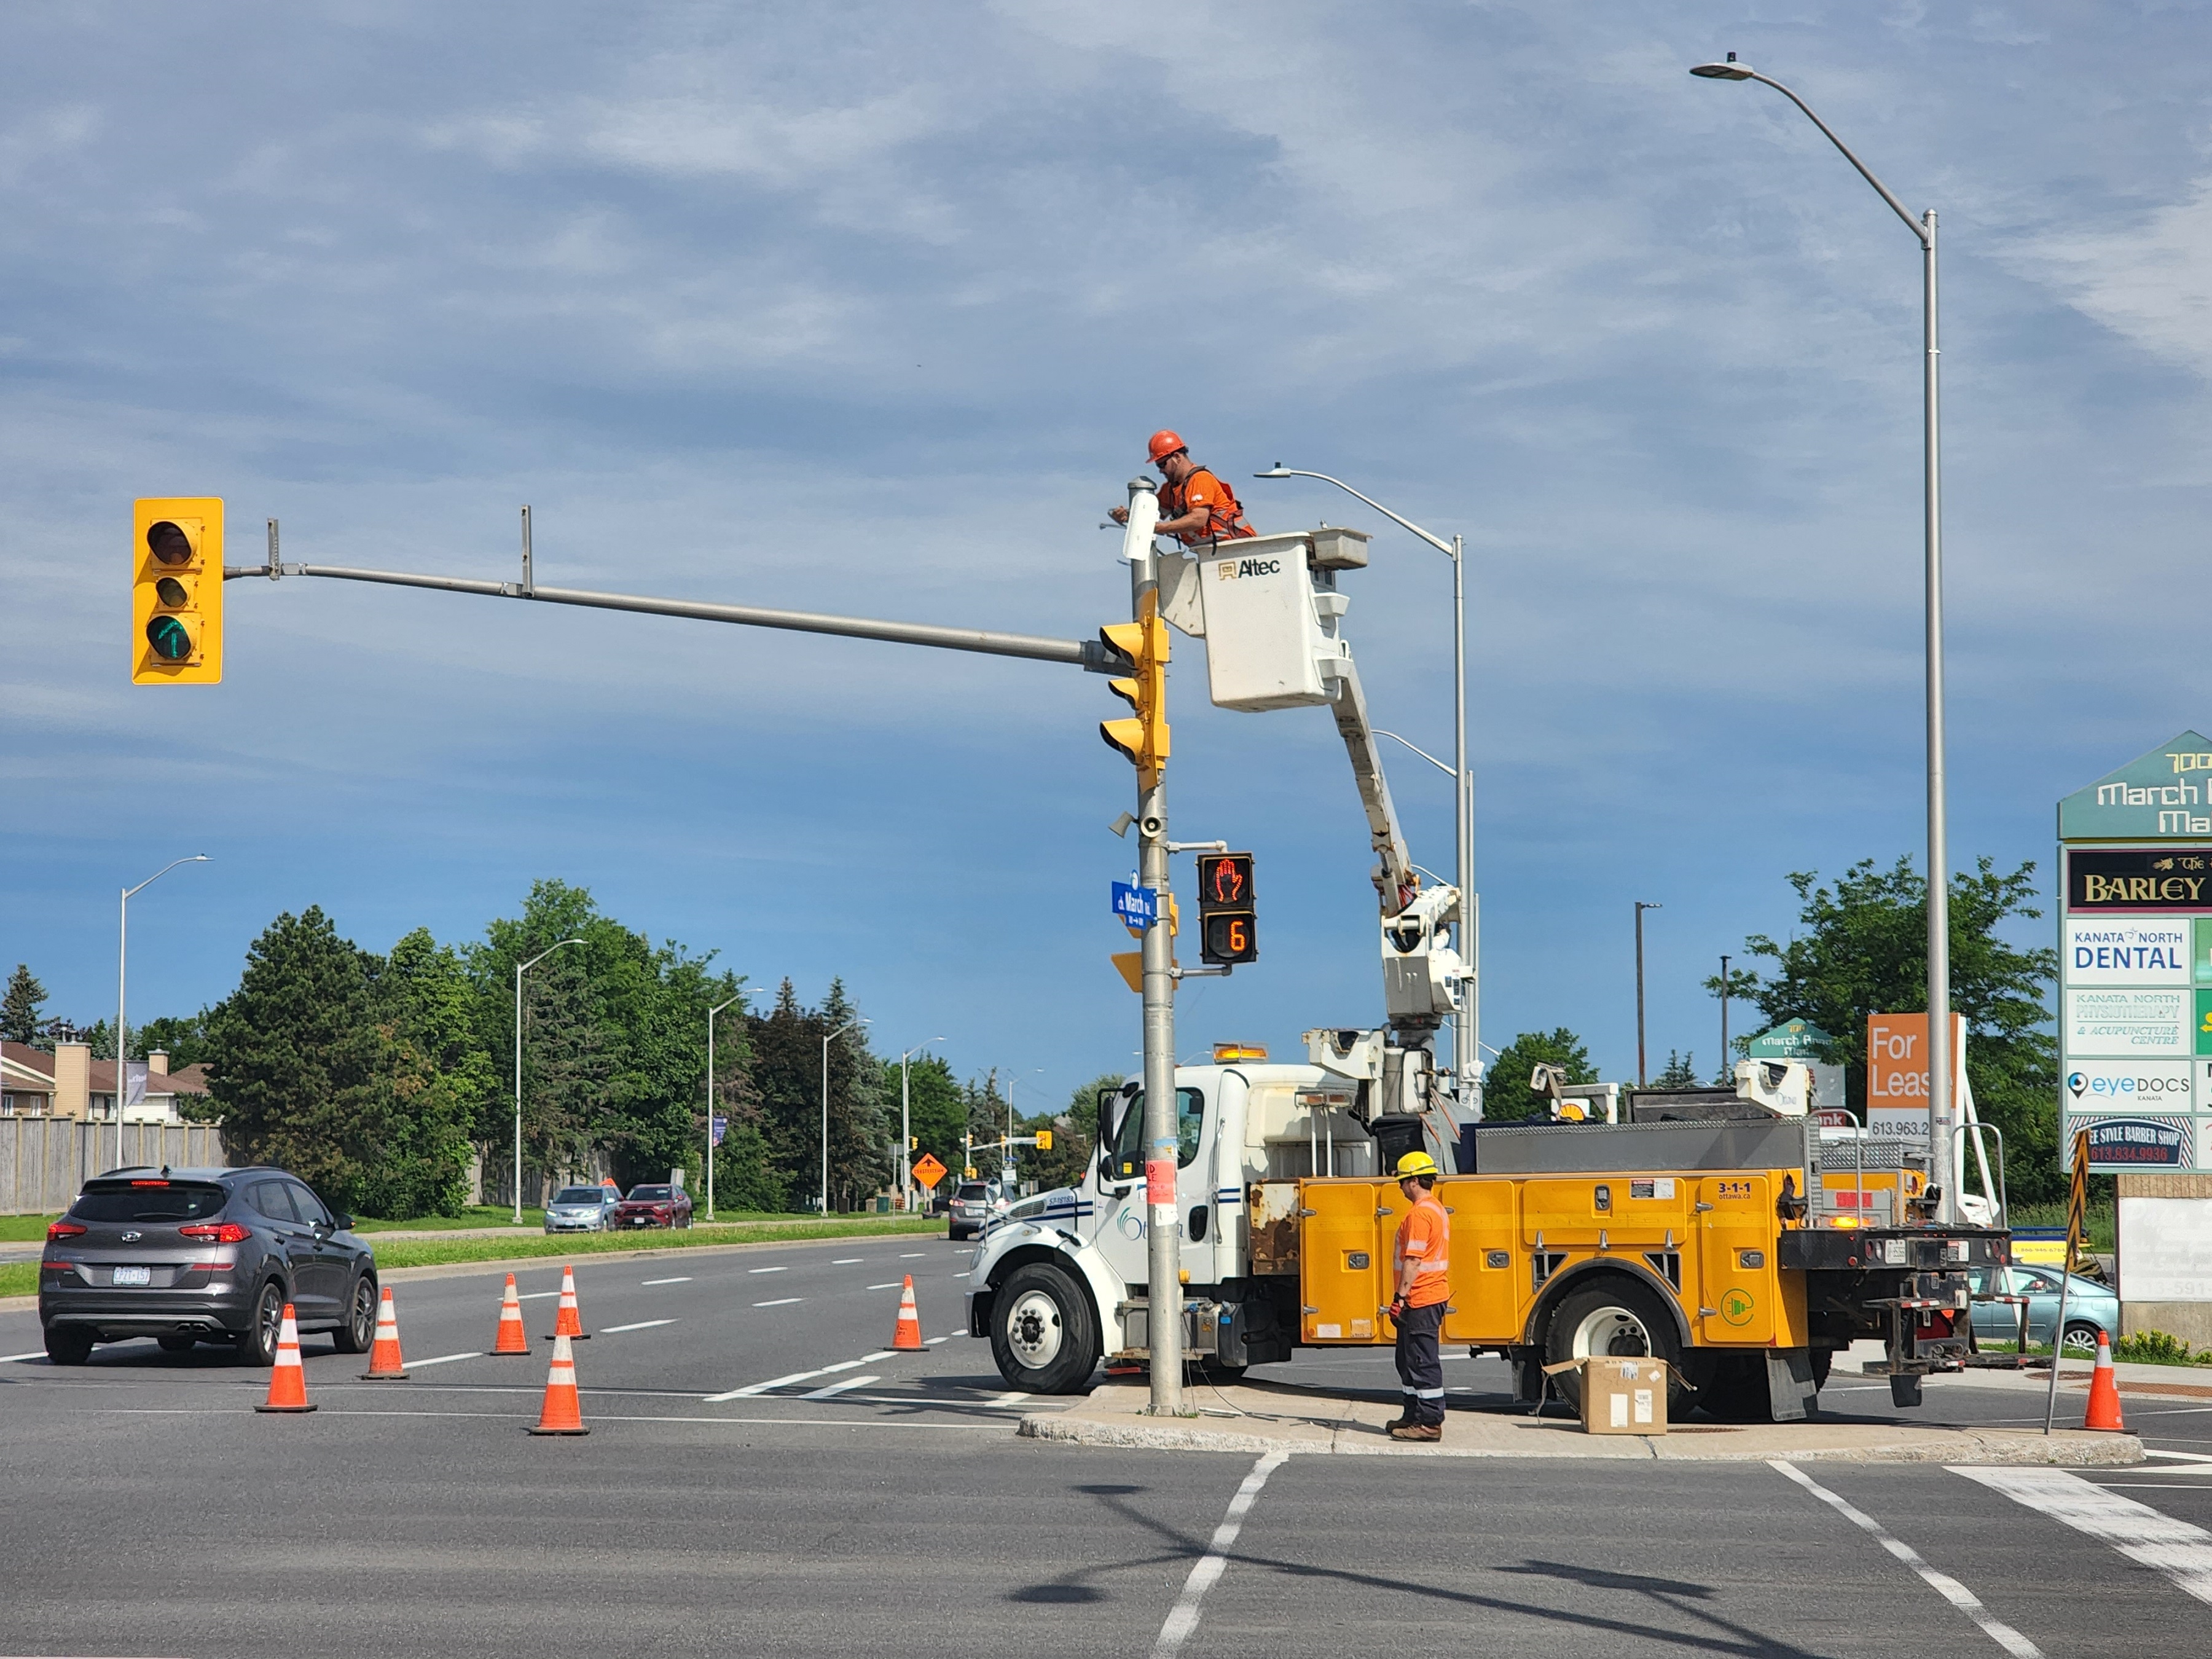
[611,1183,693,1230]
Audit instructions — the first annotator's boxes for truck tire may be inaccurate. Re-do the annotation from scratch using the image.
[1693,1352,1773,1421]
[1541,1277,1689,1418]
[989,1261,1099,1395]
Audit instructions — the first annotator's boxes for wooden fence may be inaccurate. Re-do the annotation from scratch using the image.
[0,1120,230,1215]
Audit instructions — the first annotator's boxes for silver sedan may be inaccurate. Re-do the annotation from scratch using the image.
[543,1185,621,1233]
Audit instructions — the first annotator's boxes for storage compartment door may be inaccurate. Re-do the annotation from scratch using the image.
[1300,1181,1388,1344]
[1695,1175,1776,1344]
[1439,1178,1519,1345]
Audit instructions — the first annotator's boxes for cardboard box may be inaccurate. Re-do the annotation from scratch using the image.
[1545,1357,1670,1434]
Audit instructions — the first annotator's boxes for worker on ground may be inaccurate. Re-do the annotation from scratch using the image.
[1110,429,1257,545]
[1384,1149,1450,1441]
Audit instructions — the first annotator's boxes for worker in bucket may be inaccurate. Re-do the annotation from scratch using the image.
[1383,1149,1450,1441]
[1110,429,1257,546]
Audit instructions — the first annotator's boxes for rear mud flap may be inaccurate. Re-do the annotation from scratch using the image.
[1767,1347,1817,1422]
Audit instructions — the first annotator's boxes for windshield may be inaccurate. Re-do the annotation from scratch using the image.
[1106,1087,1206,1180]
[71,1182,229,1223]
[956,1184,987,1201]
[628,1186,672,1201]
[552,1188,605,1204]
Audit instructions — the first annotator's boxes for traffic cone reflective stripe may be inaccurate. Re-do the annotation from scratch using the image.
[361,1284,409,1379]
[492,1273,530,1355]
[255,1302,316,1413]
[547,1265,588,1339]
[528,1332,589,1435]
[892,1274,924,1351]
[2084,1329,2126,1431]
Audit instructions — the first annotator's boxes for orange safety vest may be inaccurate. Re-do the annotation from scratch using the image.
[1395,1193,1451,1309]
[1158,465,1257,546]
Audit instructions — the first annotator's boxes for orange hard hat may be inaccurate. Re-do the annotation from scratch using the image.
[1146,429,1186,463]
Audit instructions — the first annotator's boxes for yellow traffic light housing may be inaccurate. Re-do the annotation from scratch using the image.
[131,498,224,684]
[1034,1128,1053,1151]
[1099,592,1169,785]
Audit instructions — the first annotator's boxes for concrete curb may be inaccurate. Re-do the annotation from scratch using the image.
[1014,1411,2144,1465]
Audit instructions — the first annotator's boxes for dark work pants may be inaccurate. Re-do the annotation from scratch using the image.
[1394,1301,1446,1426]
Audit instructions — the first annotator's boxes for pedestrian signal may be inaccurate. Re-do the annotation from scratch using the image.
[1035,1128,1053,1151]
[1099,592,1169,785]
[1197,850,1257,965]
[131,498,224,685]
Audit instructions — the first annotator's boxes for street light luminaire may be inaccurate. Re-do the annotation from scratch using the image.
[1690,53,1754,80]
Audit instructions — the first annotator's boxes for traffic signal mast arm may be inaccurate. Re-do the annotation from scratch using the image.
[223,551,1124,674]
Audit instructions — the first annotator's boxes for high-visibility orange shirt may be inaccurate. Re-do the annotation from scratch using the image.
[1395,1192,1451,1309]
[1159,466,1257,546]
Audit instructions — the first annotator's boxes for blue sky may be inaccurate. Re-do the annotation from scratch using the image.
[6,2,2210,1104]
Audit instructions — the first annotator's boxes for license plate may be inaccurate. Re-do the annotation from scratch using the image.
[112,1265,151,1286]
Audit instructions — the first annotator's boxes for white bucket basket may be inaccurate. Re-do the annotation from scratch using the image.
[1159,529,1367,712]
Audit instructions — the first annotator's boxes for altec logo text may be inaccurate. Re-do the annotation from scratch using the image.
[2067,1070,2191,1100]
[1215,557,1282,581]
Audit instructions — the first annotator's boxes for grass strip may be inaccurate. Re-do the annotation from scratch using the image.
[0,1262,36,1298]
[365,1215,941,1271]
[0,1215,60,1244]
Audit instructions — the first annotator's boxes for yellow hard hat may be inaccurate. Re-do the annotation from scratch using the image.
[1395,1150,1440,1179]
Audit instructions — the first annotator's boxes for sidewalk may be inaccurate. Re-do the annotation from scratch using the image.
[1845,1338,2212,1399]
[1018,1378,2143,1464]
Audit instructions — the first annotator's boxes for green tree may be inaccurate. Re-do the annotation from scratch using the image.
[1732,856,2061,1203]
[2,965,46,1044]
[1653,1049,1700,1089]
[889,1051,963,1198]
[1018,1072,1118,1191]
[133,1011,213,1069]
[202,908,420,1217]
[1483,1029,1596,1123]
[964,1072,1011,1182]
[743,978,886,1212]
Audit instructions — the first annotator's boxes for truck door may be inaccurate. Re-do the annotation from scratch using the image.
[1300,1180,1387,1343]
[1695,1175,1775,1345]
[1092,1080,1214,1291]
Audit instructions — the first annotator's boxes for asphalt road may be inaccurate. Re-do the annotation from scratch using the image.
[2,1233,2208,1657]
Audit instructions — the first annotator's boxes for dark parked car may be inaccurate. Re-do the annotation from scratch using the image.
[38,1166,377,1367]
[611,1183,693,1230]
[947,1181,1001,1242]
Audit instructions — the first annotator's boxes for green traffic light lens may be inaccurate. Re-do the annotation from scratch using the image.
[154,576,189,608]
[147,521,192,567]
[145,615,193,661]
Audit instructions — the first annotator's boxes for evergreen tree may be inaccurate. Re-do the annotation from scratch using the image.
[1653,1049,1700,1089]
[1482,1029,1598,1122]
[2,965,46,1044]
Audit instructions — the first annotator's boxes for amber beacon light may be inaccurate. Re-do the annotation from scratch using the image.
[131,498,224,685]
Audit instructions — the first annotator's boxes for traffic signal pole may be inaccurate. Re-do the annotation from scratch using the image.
[1118,478,1185,1418]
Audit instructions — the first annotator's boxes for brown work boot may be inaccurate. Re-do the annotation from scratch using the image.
[1388,1421,1441,1442]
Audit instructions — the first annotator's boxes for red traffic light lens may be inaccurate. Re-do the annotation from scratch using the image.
[147,520,192,566]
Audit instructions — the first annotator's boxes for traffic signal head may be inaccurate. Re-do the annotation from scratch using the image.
[1196,849,1257,965]
[1099,593,1169,785]
[131,498,224,684]
[1034,1128,1053,1151]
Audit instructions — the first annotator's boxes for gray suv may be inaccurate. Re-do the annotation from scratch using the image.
[39,1166,378,1367]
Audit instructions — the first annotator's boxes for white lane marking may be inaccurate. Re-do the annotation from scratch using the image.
[1771,1461,2042,1657]
[97,1407,1000,1431]
[753,1297,802,1308]
[819,1358,871,1375]
[641,1276,692,1285]
[704,1369,828,1401]
[406,1351,482,1369]
[925,1335,949,1345]
[857,1350,895,1362]
[799,1374,881,1400]
[989,1390,1030,1407]
[602,1319,677,1334]
[2,1351,50,1363]
[900,1252,927,1258]
[831,1258,864,1265]
[1153,1449,1289,1658]
[516,1290,560,1300]
[2144,1449,2212,1463]
[867,1282,902,1290]
[748,1266,788,1274]
[1955,1465,2212,1607]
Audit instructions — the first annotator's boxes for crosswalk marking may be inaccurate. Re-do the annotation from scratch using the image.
[1772,1461,2042,1657]
[1955,1466,2212,1607]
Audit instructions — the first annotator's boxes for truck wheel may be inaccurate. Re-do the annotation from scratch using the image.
[1810,1346,1834,1390]
[1693,1352,1773,1421]
[1542,1278,1688,1417]
[989,1262,1099,1395]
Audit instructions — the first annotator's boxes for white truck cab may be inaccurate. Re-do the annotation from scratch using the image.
[965,1061,1376,1392]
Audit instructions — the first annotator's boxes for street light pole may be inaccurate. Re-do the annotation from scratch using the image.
[1003,1067,1043,1194]
[821,1017,868,1215]
[705,995,739,1222]
[115,855,210,1172]
[513,938,584,1224]
[1719,954,1732,1083]
[1252,467,1477,1115]
[1634,902,1662,1086]
[1692,52,1955,1218]
[898,1038,947,1213]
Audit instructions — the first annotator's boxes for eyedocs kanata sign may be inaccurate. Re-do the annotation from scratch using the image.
[2064,1058,2195,1112]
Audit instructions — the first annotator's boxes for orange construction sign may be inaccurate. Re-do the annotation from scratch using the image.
[911,1153,947,1190]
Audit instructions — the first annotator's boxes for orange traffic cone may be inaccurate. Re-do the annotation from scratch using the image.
[254,1302,317,1413]
[2084,1329,2126,1431]
[361,1284,409,1379]
[892,1274,924,1351]
[492,1273,530,1355]
[527,1332,588,1435]
[546,1265,589,1340]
